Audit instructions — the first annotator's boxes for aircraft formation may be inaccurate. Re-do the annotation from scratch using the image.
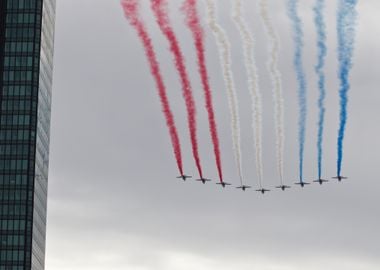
[121,0,358,192]
[176,174,347,194]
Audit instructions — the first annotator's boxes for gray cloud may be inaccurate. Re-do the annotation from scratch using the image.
[46,0,380,269]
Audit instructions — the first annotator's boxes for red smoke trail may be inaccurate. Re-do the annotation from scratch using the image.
[151,0,203,178]
[182,0,223,182]
[121,0,183,175]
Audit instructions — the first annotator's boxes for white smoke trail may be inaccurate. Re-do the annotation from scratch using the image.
[259,0,285,184]
[232,0,263,188]
[203,0,244,184]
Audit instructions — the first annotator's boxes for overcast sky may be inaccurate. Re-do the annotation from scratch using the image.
[45,1,379,269]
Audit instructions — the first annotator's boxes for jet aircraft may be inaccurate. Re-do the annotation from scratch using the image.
[196,177,212,184]
[176,175,192,181]
[256,188,270,194]
[313,178,329,185]
[332,176,348,182]
[275,185,291,191]
[295,181,310,188]
[216,182,231,188]
[236,185,251,191]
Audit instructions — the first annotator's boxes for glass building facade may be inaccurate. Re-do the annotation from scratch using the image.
[0,0,56,269]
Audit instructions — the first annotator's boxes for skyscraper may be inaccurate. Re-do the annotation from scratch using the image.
[0,0,56,269]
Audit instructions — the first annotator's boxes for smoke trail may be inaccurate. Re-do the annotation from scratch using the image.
[259,0,285,185]
[121,0,184,175]
[287,0,308,182]
[182,0,223,182]
[203,0,244,184]
[232,0,263,187]
[151,0,204,178]
[336,0,358,176]
[313,0,327,179]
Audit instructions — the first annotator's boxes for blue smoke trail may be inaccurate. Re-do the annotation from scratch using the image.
[287,0,307,182]
[336,0,358,176]
[314,0,327,179]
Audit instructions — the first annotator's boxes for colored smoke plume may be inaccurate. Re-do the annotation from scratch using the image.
[121,0,184,174]
[259,0,285,185]
[204,0,244,184]
[232,0,264,187]
[336,0,358,176]
[182,0,223,182]
[287,0,308,182]
[152,0,203,178]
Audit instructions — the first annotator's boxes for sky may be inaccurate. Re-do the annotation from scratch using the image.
[45,1,380,269]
